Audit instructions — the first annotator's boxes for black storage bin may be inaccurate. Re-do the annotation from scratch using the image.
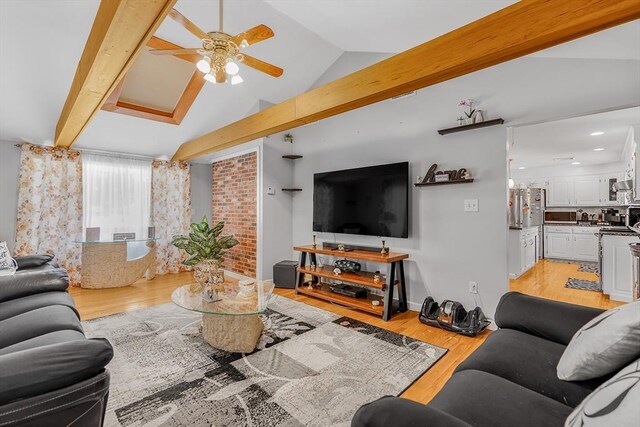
[273,260,299,289]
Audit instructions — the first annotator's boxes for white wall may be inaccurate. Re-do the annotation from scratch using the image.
[512,161,625,181]
[0,142,20,252]
[190,163,212,223]
[276,53,639,319]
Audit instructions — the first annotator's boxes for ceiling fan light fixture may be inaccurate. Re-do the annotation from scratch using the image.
[225,59,239,75]
[197,56,212,73]
[204,71,217,83]
[239,39,249,48]
[231,74,243,85]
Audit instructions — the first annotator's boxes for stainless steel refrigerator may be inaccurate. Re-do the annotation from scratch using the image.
[509,188,545,229]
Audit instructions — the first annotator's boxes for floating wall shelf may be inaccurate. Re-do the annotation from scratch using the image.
[414,179,474,187]
[282,188,303,192]
[438,118,504,135]
[282,155,303,160]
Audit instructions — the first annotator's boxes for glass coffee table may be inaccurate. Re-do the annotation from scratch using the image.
[171,270,275,353]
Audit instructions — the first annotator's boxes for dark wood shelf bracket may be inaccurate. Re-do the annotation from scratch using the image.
[414,178,474,187]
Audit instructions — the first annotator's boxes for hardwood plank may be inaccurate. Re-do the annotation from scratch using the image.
[55,0,177,148]
[171,0,640,160]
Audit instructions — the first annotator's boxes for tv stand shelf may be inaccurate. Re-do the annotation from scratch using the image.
[293,245,409,321]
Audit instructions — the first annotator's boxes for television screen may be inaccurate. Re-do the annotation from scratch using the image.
[313,162,409,238]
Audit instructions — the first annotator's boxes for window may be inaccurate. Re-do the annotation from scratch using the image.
[82,154,152,240]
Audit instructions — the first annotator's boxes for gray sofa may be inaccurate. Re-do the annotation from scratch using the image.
[352,292,608,427]
[0,254,113,426]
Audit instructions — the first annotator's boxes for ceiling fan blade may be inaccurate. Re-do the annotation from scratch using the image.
[149,48,201,56]
[241,55,283,78]
[215,70,227,84]
[168,8,209,40]
[232,24,274,46]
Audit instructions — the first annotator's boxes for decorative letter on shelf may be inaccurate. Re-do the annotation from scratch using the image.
[415,163,474,187]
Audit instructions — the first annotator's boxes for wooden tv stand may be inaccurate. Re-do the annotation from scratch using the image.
[293,245,409,321]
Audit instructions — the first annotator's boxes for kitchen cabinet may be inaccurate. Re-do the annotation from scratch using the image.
[599,174,624,205]
[544,226,600,261]
[548,177,574,207]
[574,176,600,205]
[508,227,538,278]
[602,234,640,302]
[546,232,572,258]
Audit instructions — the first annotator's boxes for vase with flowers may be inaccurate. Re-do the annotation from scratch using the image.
[172,216,239,301]
[459,99,476,125]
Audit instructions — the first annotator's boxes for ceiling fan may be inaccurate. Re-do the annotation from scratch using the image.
[149,0,283,85]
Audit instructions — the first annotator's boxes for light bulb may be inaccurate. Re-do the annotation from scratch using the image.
[240,39,249,48]
[196,56,211,73]
[204,72,216,83]
[231,74,243,85]
[225,60,239,75]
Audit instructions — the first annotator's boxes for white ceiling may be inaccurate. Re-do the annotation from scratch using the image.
[0,1,638,161]
[510,107,640,170]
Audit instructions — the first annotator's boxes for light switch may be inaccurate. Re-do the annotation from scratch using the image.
[267,186,276,195]
[464,199,479,212]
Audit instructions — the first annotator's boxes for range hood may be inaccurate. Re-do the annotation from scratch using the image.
[613,179,634,191]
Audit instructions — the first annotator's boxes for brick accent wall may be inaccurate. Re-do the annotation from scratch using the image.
[211,152,257,277]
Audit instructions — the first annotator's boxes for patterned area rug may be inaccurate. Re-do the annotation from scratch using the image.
[83,296,447,427]
[566,278,603,292]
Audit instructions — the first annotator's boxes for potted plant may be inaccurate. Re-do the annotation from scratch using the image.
[172,216,239,300]
[459,99,476,124]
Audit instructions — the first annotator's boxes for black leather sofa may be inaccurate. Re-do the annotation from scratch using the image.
[0,254,113,426]
[352,292,608,427]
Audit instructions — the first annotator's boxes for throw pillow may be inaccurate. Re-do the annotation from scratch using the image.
[565,358,640,427]
[557,301,640,381]
[0,241,16,270]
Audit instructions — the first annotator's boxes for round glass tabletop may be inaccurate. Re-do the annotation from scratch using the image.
[171,270,274,316]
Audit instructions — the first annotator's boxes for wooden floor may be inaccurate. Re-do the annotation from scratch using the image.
[68,258,620,405]
[509,259,622,310]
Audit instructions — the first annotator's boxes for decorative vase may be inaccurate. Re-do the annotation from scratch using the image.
[474,110,485,123]
[237,279,256,298]
[466,117,474,125]
[193,259,225,301]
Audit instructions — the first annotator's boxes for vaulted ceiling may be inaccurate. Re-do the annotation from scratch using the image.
[0,0,638,161]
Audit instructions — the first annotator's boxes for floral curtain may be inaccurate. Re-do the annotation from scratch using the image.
[14,144,83,284]
[151,160,192,274]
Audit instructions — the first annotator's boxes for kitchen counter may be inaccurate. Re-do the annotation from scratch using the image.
[543,223,613,227]
[599,227,640,236]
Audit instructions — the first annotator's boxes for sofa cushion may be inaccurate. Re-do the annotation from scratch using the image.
[352,396,472,427]
[0,291,78,321]
[0,268,69,303]
[558,301,640,381]
[565,358,640,427]
[0,330,86,356]
[0,305,83,349]
[429,370,573,427]
[0,338,113,405]
[455,329,603,407]
[14,253,55,270]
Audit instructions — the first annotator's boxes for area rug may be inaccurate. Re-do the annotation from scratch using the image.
[566,277,602,292]
[83,295,447,427]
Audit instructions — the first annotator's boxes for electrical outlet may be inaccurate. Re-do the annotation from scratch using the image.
[468,281,478,294]
[464,199,479,212]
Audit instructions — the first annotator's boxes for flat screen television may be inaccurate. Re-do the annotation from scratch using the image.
[313,162,409,238]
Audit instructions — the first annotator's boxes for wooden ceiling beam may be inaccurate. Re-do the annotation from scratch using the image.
[55,0,177,148]
[172,0,640,161]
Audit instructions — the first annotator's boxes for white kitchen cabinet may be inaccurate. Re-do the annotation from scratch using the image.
[572,234,599,261]
[509,227,538,278]
[548,177,574,207]
[546,231,572,258]
[599,174,624,205]
[574,175,600,205]
[602,234,640,302]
